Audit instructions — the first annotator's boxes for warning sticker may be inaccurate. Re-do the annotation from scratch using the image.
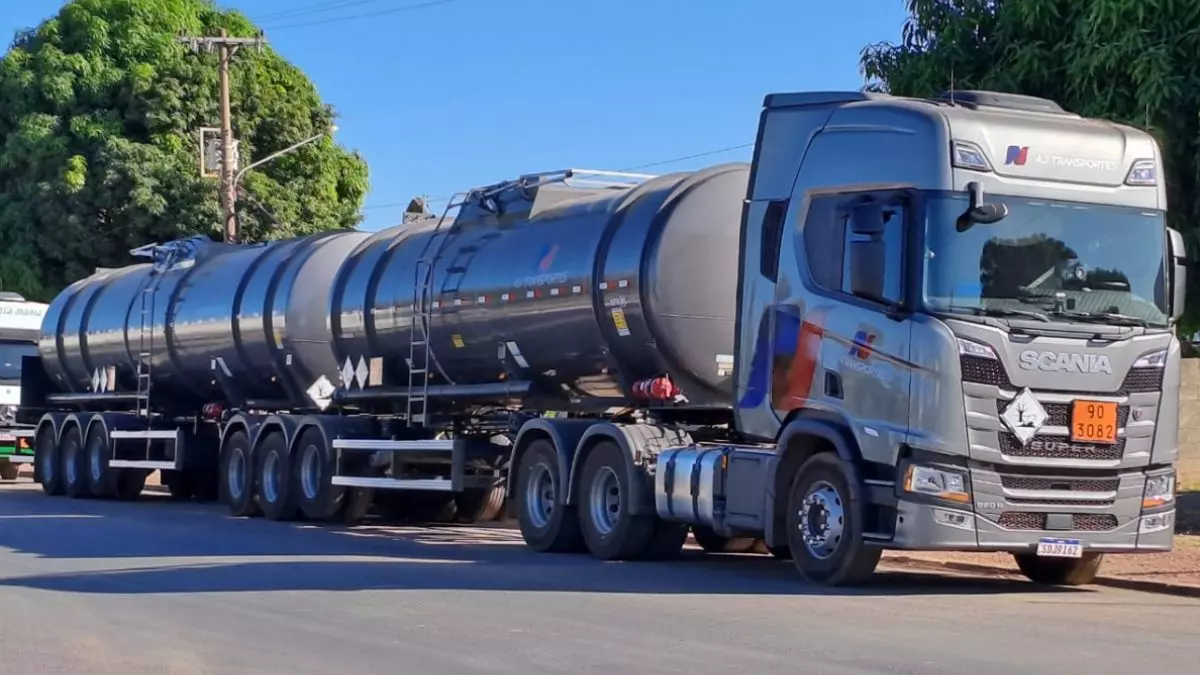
[611,309,631,337]
[451,334,465,348]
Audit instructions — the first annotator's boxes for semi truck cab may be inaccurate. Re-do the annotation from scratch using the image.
[0,293,48,480]
[718,89,1184,584]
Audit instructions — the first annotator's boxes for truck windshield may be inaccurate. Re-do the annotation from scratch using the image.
[0,341,37,381]
[922,193,1169,327]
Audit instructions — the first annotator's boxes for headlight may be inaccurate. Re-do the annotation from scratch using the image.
[957,337,998,360]
[904,465,970,503]
[1132,350,1167,369]
[1142,472,1175,509]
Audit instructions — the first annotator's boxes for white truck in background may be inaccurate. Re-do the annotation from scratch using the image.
[0,292,48,480]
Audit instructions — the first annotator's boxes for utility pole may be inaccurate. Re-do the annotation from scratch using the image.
[179,30,266,244]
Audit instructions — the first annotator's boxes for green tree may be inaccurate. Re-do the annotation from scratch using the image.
[0,0,369,301]
[860,0,1200,330]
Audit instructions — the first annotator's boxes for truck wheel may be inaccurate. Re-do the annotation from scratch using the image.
[60,425,89,499]
[162,471,194,501]
[785,453,881,586]
[114,470,148,501]
[455,485,505,523]
[516,438,584,552]
[257,432,299,521]
[219,430,257,517]
[1013,552,1104,586]
[578,440,658,560]
[0,462,19,481]
[85,423,117,498]
[36,427,64,496]
[692,525,758,553]
[293,428,342,521]
[339,487,373,524]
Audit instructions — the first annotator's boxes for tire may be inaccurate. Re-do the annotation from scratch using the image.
[293,428,343,521]
[60,425,89,499]
[577,440,659,561]
[35,427,63,496]
[1013,552,1104,586]
[219,430,257,517]
[162,470,194,501]
[515,438,584,553]
[114,470,148,501]
[85,422,117,498]
[454,485,506,524]
[785,452,881,586]
[339,486,373,524]
[256,432,299,521]
[692,525,758,553]
[0,462,19,481]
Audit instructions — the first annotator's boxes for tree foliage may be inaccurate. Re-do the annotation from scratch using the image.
[860,0,1200,329]
[0,0,369,300]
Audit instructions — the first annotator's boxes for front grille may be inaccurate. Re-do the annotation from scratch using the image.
[1121,367,1163,393]
[996,400,1130,428]
[998,432,1125,460]
[961,355,1012,388]
[961,356,1163,396]
[997,512,1119,531]
[1000,475,1120,492]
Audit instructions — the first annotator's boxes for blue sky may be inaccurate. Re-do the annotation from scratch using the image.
[0,0,910,232]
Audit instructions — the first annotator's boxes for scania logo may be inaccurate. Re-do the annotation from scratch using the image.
[1018,350,1112,374]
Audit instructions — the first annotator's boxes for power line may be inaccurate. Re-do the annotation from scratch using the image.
[360,142,755,212]
[255,0,399,24]
[262,0,461,31]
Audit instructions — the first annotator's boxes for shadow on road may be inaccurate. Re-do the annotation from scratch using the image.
[0,486,1083,598]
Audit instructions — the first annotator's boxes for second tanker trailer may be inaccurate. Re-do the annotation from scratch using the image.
[19,89,1187,587]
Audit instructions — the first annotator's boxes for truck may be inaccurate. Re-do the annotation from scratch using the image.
[0,292,48,481]
[17,89,1186,586]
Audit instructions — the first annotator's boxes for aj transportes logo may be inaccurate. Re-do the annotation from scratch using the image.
[1005,145,1029,166]
[849,330,876,360]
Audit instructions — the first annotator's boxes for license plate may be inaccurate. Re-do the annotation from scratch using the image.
[1071,400,1118,444]
[1037,537,1083,558]
[0,433,13,442]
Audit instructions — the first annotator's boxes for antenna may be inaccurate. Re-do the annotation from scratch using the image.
[948,67,956,104]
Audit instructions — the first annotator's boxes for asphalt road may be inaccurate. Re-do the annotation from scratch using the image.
[1,482,1198,675]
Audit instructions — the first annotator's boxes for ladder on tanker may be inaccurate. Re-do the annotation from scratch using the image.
[135,270,164,420]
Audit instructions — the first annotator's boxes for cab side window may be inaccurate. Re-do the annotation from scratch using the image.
[800,191,908,310]
[842,203,906,304]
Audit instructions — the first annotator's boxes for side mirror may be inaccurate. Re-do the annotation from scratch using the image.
[850,239,886,301]
[1168,227,1188,321]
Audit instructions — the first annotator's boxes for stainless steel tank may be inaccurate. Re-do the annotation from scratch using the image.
[38,231,369,406]
[330,163,749,407]
[39,163,749,410]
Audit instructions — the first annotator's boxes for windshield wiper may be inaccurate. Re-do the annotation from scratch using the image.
[939,304,1051,322]
[1047,310,1151,327]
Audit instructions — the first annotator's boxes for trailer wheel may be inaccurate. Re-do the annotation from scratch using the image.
[85,422,117,498]
[257,432,299,521]
[785,453,880,586]
[219,430,257,517]
[60,425,89,499]
[115,470,148,501]
[516,438,584,552]
[0,462,18,481]
[454,485,505,524]
[692,526,758,553]
[293,428,342,521]
[1013,552,1104,586]
[35,427,63,496]
[578,440,658,560]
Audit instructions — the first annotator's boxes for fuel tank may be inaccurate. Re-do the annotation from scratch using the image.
[39,162,749,411]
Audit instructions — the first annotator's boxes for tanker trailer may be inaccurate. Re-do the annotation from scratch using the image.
[19,89,1188,588]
